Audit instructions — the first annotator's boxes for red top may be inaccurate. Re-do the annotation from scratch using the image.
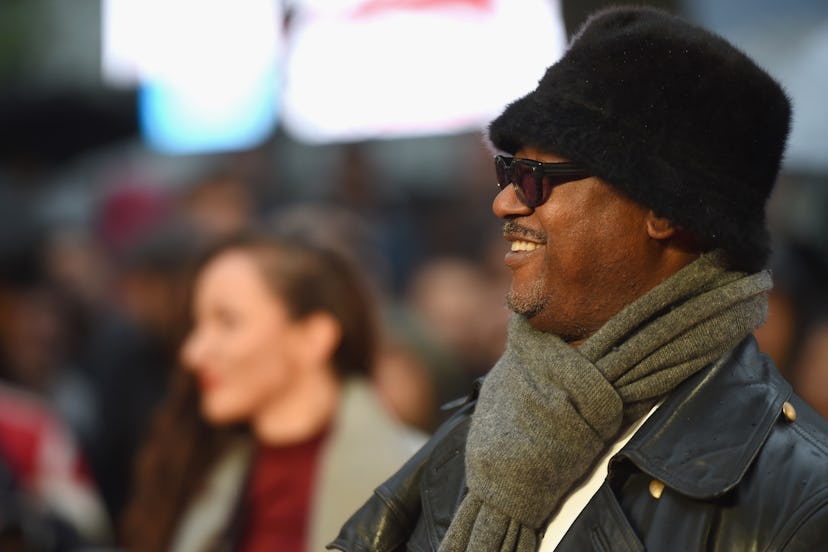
[237,428,329,552]
[0,384,92,488]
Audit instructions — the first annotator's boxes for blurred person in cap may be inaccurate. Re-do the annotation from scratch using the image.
[81,218,206,523]
[0,183,109,548]
[122,228,424,552]
[332,6,828,551]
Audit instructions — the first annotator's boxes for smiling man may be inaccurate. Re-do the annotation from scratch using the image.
[494,147,699,344]
[331,6,828,552]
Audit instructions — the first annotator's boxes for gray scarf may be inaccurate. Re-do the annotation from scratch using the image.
[439,251,772,552]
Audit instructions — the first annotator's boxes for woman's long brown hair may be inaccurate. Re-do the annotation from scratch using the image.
[120,229,378,550]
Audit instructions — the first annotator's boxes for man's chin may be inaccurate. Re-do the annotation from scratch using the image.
[505,290,544,320]
[505,291,588,342]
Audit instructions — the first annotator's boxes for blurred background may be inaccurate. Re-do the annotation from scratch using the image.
[1,0,826,549]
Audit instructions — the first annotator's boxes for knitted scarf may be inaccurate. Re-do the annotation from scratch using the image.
[439,251,772,552]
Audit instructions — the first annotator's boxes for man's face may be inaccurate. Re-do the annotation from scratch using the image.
[492,146,663,341]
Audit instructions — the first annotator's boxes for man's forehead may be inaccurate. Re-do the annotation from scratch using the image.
[514,146,570,164]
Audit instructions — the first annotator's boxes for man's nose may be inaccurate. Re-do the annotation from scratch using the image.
[492,184,533,219]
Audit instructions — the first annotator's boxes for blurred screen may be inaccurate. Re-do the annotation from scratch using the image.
[102,0,282,154]
[102,0,566,150]
[281,0,567,143]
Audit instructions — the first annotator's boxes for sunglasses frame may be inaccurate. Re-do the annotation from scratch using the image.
[494,155,591,208]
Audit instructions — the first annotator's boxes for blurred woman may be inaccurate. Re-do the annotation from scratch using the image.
[122,230,423,552]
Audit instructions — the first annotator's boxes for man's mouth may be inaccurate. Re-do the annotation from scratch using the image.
[510,240,540,252]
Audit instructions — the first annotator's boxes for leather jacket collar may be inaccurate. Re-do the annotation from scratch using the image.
[615,336,792,499]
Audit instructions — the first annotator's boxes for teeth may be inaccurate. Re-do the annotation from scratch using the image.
[511,240,539,252]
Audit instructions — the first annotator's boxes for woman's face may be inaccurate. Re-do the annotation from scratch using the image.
[180,249,303,425]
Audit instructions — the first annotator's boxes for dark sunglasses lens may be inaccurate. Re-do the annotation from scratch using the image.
[514,164,543,207]
[495,157,508,189]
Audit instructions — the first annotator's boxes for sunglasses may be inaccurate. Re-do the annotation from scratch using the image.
[494,155,591,208]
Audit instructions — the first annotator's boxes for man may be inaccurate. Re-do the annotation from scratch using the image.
[331,6,828,551]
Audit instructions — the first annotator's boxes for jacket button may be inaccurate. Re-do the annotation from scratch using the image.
[649,479,665,499]
[782,401,797,422]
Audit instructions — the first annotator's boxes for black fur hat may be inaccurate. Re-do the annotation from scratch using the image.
[488,6,791,272]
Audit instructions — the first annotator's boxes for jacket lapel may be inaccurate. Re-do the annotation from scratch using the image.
[614,336,791,499]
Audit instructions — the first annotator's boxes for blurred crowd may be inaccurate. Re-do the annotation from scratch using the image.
[2,125,827,550]
[0,129,517,549]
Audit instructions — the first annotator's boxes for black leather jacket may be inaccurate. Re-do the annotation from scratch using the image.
[330,337,828,551]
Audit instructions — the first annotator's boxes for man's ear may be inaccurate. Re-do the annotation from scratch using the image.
[646,211,677,240]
